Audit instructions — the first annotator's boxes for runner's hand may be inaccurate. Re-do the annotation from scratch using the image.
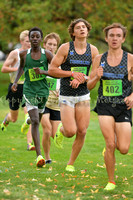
[70,79,80,88]
[96,66,103,80]
[33,67,43,74]
[11,83,18,92]
[72,72,85,83]
[124,93,133,109]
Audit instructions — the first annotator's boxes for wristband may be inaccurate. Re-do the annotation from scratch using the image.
[71,71,74,77]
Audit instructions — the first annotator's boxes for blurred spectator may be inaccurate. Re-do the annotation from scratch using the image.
[0,50,6,60]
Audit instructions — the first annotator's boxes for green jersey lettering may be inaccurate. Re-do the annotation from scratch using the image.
[103,80,122,96]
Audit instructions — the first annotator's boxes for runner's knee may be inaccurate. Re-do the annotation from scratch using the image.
[10,113,18,122]
[11,117,18,123]
[31,116,39,126]
[77,128,87,137]
[106,141,115,152]
[118,145,129,154]
[43,128,51,137]
[64,127,77,137]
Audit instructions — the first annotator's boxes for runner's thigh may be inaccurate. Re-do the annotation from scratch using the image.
[75,100,90,131]
[98,115,115,141]
[115,122,131,148]
[60,104,77,132]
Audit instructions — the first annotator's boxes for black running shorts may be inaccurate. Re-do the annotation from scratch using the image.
[43,107,61,121]
[6,83,23,110]
[95,102,132,126]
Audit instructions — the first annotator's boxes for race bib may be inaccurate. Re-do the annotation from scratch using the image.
[103,80,122,96]
[71,66,87,80]
[46,77,57,91]
[29,67,46,82]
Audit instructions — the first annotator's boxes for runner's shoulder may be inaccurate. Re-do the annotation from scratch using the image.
[19,50,28,59]
[57,42,69,56]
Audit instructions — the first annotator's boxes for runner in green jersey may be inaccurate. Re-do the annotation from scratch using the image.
[11,27,53,167]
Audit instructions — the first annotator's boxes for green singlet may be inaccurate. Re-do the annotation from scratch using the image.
[23,48,49,105]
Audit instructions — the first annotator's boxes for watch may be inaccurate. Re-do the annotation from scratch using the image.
[84,75,88,80]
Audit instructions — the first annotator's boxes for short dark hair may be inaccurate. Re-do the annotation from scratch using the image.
[103,23,127,38]
[68,18,92,41]
[29,27,43,39]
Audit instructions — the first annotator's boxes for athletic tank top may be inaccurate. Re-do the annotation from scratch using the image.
[9,49,24,84]
[23,48,49,97]
[60,41,92,96]
[98,51,132,104]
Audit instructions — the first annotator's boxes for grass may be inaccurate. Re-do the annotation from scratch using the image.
[0,101,133,200]
[0,62,10,97]
[0,63,133,199]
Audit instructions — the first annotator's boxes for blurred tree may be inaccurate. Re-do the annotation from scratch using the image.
[0,0,133,53]
[82,0,133,53]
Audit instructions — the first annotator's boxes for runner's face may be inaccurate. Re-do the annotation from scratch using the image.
[21,36,31,50]
[73,22,88,39]
[105,28,125,49]
[44,38,57,54]
[29,31,42,47]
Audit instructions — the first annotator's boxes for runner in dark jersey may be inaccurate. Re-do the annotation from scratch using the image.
[47,18,99,172]
[11,27,53,167]
[87,23,133,191]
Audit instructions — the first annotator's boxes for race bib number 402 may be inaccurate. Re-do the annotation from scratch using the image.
[103,80,122,96]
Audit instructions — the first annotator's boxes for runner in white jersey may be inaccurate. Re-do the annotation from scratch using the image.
[1,30,35,151]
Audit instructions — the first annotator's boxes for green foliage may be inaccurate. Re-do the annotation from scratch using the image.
[0,0,133,52]
[83,0,133,52]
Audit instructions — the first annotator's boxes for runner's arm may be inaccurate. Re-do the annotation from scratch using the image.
[90,44,99,64]
[11,51,26,92]
[87,54,103,90]
[124,53,133,109]
[45,49,53,64]
[1,50,18,73]
[48,43,85,82]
